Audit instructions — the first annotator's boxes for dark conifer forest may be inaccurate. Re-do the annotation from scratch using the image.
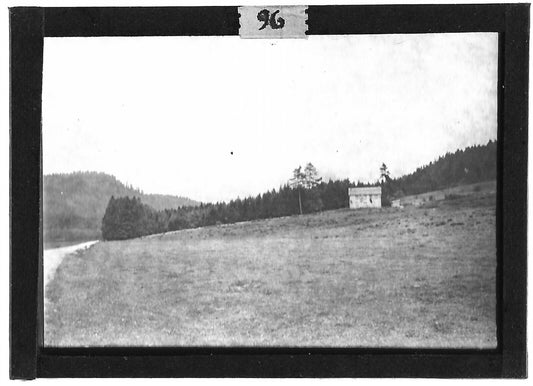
[101,180,354,240]
[43,172,199,243]
[388,140,497,197]
[99,141,497,241]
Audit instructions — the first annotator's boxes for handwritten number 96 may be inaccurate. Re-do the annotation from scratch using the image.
[257,9,285,30]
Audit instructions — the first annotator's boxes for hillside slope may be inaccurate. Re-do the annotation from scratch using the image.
[96,141,498,241]
[45,192,496,347]
[43,172,199,244]
[389,141,496,198]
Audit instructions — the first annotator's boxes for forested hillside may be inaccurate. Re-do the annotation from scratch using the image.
[100,180,361,240]
[44,172,199,243]
[386,140,497,198]
[100,141,497,240]
[46,141,496,242]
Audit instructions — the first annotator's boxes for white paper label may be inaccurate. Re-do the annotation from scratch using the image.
[239,6,308,39]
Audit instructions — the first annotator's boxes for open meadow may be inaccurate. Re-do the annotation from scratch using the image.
[45,191,497,348]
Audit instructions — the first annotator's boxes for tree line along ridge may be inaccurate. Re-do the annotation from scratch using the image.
[100,141,497,241]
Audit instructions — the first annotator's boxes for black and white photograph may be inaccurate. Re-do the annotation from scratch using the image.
[40,29,499,349]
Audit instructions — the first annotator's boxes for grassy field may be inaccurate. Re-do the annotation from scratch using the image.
[45,191,496,348]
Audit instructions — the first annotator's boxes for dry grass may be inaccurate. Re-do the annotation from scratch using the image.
[45,192,496,348]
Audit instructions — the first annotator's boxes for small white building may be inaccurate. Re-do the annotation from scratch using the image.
[348,187,382,209]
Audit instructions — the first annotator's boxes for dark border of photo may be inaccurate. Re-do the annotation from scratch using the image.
[10,4,528,379]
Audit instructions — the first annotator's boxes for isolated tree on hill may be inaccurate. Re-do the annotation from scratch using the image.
[303,163,323,212]
[380,163,391,183]
[289,163,323,215]
[379,163,393,207]
[304,163,322,189]
[290,166,306,215]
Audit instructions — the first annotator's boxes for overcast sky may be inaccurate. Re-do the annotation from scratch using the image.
[43,33,498,203]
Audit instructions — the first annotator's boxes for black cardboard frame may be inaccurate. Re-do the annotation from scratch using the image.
[10,4,529,378]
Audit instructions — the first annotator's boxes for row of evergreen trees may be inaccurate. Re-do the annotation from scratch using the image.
[387,140,497,197]
[101,141,497,241]
[101,178,367,240]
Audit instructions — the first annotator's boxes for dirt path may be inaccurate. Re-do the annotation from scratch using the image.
[44,241,99,288]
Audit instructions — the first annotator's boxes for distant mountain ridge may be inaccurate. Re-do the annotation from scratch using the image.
[44,171,199,243]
